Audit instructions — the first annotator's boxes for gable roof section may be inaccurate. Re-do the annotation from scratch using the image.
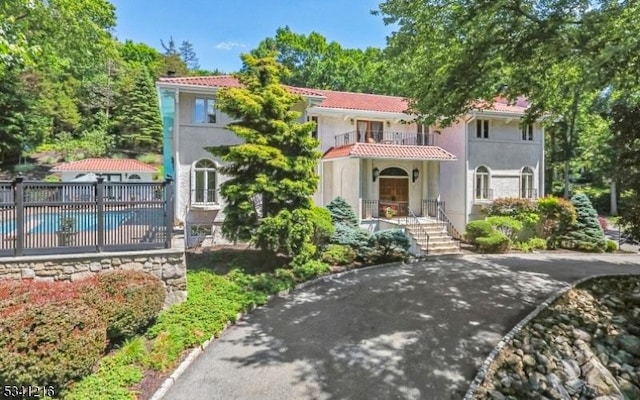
[52,158,157,173]
[323,143,456,161]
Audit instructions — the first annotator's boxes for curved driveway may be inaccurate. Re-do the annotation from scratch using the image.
[163,254,640,400]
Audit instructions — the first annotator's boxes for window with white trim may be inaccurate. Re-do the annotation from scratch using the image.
[521,124,533,141]
[476,119,489,139]
[521,167,535,198]
[192,159,217,204]
[194,98,217,124]
[475,166,491,200]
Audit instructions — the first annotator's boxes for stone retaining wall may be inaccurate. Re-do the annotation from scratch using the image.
[0,249,187,307]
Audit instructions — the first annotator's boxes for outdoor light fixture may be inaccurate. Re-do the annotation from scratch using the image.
[372,167,380,182]
[412,168,419,183]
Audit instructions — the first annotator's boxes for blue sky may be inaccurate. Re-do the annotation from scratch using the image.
[109,0,394,73]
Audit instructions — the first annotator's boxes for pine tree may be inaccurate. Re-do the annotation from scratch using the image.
[113,64,162,151]
[179,40,200,71]
[561,192,606,252]
[209,53,321,254]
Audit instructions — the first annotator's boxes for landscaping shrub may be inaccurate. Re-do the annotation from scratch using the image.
[291,260,330,282]
[476,232,511,253]
[464,220,495,245]
[606,239,618,253]
[0,300,107,391]
[558,193,606,252]
[483,197,539,226]
[528,237,547,250]
[326,196,358,228]
[310,205,335,249]
[321,244,356,266]
[361,229,410,263]
[332,223,372,250]
[486,216,523,241]
[82,270,165,343]
[576,186,610,214]
[537,196,577,243]
[254,208,315,261]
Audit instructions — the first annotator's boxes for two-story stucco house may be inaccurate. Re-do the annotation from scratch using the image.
[156,76,543,254]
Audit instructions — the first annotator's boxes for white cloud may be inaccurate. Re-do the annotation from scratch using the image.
[215,41,247,50]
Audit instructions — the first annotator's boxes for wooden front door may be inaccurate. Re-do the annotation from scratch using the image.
[379,177,409,216]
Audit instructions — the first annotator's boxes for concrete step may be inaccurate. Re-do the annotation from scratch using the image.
[423,247,463,255]
[412,236,455,244]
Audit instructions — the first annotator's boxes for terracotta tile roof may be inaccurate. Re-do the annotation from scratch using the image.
[313,89,410,114]
[158,75,323,96]
[51,158,157,173]
[323,143,456,161]
[159,75,528,115]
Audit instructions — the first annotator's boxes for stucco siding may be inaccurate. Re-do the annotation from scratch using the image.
[433,121,467,231]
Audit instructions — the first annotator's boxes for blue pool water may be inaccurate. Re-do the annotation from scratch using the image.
[1,212,133,234]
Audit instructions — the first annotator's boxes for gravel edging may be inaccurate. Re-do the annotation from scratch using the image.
[148,258,423,400]
[463,272,640,400]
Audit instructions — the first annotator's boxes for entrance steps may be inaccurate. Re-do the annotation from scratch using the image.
[404,221,461,256]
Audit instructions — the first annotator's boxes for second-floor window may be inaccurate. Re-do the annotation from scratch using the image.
[194,98,216,124]
[522,124,533,141]
[476,119,489,139]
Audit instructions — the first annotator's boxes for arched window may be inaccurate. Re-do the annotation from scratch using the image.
[379,167,408,177]
[129,174,141,180]
[475,166,491,200]
[192,159,217,204]
[521,167,535,198]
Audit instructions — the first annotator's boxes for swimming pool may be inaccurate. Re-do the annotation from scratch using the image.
[1,211,134,234]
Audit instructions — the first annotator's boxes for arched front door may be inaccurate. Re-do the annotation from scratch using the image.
[378,167,409,216]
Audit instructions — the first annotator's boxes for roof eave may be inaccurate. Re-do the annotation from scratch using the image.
[309,107,414,120]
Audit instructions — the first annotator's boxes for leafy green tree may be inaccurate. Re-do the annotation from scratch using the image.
[252,27,404,95]
[376,0,640,197]
[609,98,640,238]
[209,53,321,256]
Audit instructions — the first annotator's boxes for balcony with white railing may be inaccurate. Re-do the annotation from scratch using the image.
[334,131,435,147]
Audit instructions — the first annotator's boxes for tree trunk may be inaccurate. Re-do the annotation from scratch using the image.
[610,179,618,216]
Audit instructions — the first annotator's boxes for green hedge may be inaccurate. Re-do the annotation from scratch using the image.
[476,232,511,253]
[321,244,357,266]
[82,270,165,343]
[465,220,494,245]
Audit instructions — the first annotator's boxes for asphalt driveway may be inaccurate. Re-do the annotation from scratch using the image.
[163,254,640,400]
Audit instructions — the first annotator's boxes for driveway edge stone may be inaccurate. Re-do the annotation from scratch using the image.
[463,272,640,400]
[149,259,418,400]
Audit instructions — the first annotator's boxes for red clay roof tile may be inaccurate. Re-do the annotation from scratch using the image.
[51,158,157,173]
[323,143,456,161]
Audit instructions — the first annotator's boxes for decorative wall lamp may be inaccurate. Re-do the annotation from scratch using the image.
[372,167,380,182]
[412,168,420,183]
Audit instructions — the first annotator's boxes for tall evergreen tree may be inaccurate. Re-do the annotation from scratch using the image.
[209,53,321,253]
[113,65,162,150]
[179,40,200,71]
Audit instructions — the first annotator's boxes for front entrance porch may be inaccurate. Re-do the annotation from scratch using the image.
[361,199,445,220]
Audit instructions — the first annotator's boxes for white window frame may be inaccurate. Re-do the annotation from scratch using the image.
[474,166,491,201]
[191,159,217,205]
[193,97,217,124]
[476,119,490,139]
[521,166,535,198]
[521,124,533,141]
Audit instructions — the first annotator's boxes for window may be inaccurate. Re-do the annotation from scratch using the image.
[521,167,535,198]
[308,116,318,140]
[521,124,533,141]
[476,119,489,139]
[475,166,491,200]
[357,120,384,143]
[128,174,141,180]
[194,98,216,124]
[192,159,217,204]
